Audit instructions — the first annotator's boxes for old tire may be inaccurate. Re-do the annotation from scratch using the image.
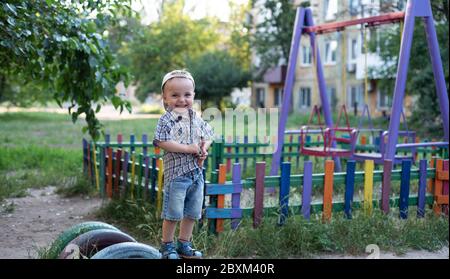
[46,221,120,259]
[58,229,136,259]
[91,242,162,259]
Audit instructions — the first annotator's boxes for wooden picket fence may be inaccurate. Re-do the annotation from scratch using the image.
[204,158,449,234]
[82,134,449,234]
[212,134,448,176]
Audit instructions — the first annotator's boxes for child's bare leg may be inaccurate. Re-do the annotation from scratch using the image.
[162,219,177,242]
[178,217,195,241]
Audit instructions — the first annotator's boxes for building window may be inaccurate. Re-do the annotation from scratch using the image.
[350,0,359,15]
[350,38,358,60]
[299,87,311,108]
[274,87,283,107]
[327,86,337,111]
[397,0,406,10]
[377,90,391,109]
[361,0,380,17]
[324,0,337,21]
[324,40,337,64]
[347,85,364,109]
[301,45,312,66]
[256,88,265,108]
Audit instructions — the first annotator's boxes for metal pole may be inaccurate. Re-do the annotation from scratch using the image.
[270,8,305,175]
[305,8,341,171]
[422,9,449,141]
[384,0,416,161]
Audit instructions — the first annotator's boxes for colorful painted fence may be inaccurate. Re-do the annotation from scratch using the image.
[82,134,163,202]
[210,135,448,176]
[83,133,448,189]
[204,158,449,234]
[82,136,448,235]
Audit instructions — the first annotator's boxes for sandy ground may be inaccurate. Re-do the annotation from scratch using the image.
[314,247,449,259]
[0,186,103,259]
[0,186,447,259]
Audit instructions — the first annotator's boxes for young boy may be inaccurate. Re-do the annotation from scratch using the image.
[153,70,213,259]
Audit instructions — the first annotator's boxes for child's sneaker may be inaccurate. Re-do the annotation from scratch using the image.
[160,242,180,259]
[176,240,203,259]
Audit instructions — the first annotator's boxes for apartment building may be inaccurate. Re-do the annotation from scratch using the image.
[251,0,409,117]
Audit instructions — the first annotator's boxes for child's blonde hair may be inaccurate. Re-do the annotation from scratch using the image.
[161,69,195,94]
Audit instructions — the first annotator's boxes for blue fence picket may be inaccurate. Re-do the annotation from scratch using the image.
[278,162,291,225]
[399,160,412,219]
[130,134,135,154]
[231,163,242,230]
[301,161,313,220]
[142,134,148,156]
[417,159,427,218]
[344,160,356,219]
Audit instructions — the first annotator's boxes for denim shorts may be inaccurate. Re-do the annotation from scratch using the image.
[161,168,204,221]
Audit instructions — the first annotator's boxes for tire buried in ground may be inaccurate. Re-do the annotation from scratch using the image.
[58,229,136,259]
[47,221,120,259]
[91,242,162,259]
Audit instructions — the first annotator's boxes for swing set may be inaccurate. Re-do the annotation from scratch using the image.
[271,0,449,175]
[299,104,357,158]
[351,16,417,163]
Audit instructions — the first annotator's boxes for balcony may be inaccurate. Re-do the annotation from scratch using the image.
[263,65,287,84]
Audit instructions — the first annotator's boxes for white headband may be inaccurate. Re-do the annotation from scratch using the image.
[161,70,195,93]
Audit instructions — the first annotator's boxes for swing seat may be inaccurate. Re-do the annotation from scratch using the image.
[301,146,354,157]
[352,130,418,164]
[352,152,414,165]
[301,127,358,158]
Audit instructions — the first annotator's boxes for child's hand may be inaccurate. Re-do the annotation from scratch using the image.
[197,140,208,167]
[186,143,201,154]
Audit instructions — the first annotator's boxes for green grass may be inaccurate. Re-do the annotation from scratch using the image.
[0,112,158,147]
[0,112,159,201]
[54,174,98,198]
[95,198,449,258]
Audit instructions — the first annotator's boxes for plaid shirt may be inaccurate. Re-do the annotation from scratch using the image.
[153,109,214,185]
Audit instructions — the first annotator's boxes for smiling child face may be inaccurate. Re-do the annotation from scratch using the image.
[162,77,195,112]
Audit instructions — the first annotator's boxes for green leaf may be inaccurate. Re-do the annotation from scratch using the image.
[111,95,121,109]
[4,3,17,16]
[88,43,99,55]
[82,126,89,134]
[95,104,101,113]
[95,71,102,82]
[88,56,98,67]
[85,21,97,33]
[7,17,15,26]
[71,112,78,123]
[68,38,79,49]
[125,101,132,113]
[0,0,134,140]
[23,30,32,37]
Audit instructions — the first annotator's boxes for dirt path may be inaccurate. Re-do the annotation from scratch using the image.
[314,247,449,259]
[0,186,103,259]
